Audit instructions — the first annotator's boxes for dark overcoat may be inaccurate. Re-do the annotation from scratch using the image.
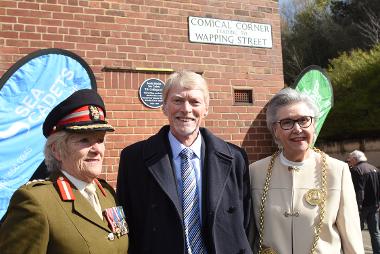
[350,161,380,209]
[0,174,129,254]
[117,125,252,254]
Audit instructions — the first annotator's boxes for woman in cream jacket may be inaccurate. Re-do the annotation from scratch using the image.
[250,88,364,254]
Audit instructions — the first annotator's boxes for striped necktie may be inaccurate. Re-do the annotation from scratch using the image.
[180,148,207,254]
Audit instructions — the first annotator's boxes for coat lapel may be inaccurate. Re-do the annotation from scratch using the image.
[97,185,114,213]
[53,174,111,232]
[72,188,110,232]
[200,128,233,216]
[142,126,235,222]
[144,126,182,217]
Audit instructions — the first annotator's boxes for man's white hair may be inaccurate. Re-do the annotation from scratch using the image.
[349,150,368,162]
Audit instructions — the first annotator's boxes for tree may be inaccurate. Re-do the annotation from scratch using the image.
[317,44,380,141]
[330,0,380,49]
[355,8,380,47]
[280,0,380,141]
[281,1,346,85]
[281,0,380,85]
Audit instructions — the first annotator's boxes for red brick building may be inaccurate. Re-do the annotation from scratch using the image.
[0,0,284,186]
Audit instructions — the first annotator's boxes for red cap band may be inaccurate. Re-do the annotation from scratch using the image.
[55,105,105,129]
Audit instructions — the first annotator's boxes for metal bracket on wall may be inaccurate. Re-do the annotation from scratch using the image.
[101,67,174,74]
[101,67,203,75]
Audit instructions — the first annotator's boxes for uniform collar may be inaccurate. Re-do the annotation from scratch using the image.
[60,170,107,197]
[62,170,91,192]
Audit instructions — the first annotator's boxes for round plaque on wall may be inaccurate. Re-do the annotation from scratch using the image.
[138,78,164,108]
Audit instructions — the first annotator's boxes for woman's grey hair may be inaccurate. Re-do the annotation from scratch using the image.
[266,88,320,145]
[162,70,209,108]
[349,150,368,162]
[44,131,72,173]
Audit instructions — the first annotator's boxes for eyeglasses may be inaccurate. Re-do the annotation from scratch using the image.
[275,116,313,130]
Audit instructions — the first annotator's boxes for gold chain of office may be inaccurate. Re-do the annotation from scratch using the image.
[258,147,327,254]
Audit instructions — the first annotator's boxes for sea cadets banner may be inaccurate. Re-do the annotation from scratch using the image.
[292,65,333,144]
[0,48,96,219]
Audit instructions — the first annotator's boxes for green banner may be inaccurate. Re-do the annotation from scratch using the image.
[292,65,333,144]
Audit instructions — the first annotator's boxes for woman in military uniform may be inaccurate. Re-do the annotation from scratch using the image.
[0,89,128,254]
[249,88,364,254]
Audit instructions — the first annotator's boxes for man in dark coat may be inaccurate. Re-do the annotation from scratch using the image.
[117,70,252,254]
[347,150,380,254]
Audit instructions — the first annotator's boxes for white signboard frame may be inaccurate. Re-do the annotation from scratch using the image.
[188,16,272,48]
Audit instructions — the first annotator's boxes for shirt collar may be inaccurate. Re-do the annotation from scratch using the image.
[168,130,202,160]
[279,149,316,169]
[61,170,93,191]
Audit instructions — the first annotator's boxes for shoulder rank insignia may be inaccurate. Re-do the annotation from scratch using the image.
[56,176,76,201]
[25,178,48,185]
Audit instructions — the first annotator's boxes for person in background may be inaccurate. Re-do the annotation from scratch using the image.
[0,89,129,254]
[347,150,380,254]
[117,70,252,254]
[250,87,364,254]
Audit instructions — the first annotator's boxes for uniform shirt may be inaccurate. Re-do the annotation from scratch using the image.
[62,170,98,209]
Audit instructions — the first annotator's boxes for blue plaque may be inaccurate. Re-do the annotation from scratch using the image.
[139,78,164,108]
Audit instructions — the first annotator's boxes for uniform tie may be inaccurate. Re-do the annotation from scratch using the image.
[85,183,103,219]
[180,148,207,254]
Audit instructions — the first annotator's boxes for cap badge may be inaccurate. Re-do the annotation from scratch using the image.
[89,106,100,120]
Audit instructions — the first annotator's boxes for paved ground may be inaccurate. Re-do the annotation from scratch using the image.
[362,229,373,254]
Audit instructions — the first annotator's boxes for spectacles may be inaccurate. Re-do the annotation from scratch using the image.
[275,116,313,130]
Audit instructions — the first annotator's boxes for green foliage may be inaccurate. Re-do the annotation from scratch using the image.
[331,0,380,25]
[317,44,380,141]
[281,1,351,85]
[281,0,380,141]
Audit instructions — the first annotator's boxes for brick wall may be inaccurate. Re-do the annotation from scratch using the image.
[0,0,284,186]
[318,138,380,168]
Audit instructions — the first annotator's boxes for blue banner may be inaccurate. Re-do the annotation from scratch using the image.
[0,48,96,218]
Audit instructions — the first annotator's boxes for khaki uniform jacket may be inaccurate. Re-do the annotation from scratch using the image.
[250,152,364,254]
[0,174,129,254]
